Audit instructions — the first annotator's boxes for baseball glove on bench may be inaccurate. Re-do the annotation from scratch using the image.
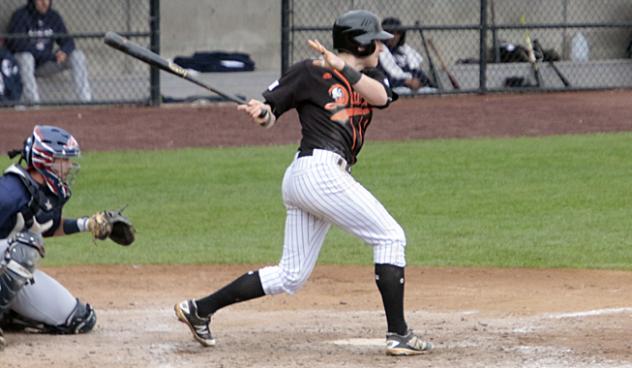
[88,208,135,246]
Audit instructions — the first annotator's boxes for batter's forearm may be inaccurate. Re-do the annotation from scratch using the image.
[353,76,388,106]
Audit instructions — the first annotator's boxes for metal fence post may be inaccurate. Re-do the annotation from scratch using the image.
[281,0,291,75]
[479,0,488,93]
[149,0,161,105]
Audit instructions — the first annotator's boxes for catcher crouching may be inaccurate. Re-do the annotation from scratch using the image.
[0,125,134,350]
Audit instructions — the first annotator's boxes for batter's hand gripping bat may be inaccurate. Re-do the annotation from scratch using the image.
[104,32,268,117]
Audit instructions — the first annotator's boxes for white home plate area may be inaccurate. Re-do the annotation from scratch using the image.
[329,338,385,346]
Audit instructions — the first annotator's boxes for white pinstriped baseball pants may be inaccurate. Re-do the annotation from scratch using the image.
[259,149,406,295]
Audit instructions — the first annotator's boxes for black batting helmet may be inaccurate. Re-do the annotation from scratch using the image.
[333,10,393,57]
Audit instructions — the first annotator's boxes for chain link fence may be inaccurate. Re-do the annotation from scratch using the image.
[0,0,158,107]
[283,0,632,93]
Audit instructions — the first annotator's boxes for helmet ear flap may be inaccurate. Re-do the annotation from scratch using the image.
[356,40,376,57]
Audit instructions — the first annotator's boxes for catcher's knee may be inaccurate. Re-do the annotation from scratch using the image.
[0,231,44,315]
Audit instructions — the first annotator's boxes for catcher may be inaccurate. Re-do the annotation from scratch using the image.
[0,125,134,350]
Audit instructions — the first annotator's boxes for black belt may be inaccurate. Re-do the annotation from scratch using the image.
[297,148,313,158]
[297,148,351,173]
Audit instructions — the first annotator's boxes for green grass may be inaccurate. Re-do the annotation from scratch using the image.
[2,132,631,269]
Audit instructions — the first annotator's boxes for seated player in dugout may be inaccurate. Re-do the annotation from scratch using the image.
[7,0,92,103]
[378,16,437,94]
[0,125,122,350]
[174,10,433,356]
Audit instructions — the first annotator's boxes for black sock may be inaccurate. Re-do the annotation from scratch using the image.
[195,270,265,317]
[375,263,408,335]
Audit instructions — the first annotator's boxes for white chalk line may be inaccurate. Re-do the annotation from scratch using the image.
[543,307,632,319]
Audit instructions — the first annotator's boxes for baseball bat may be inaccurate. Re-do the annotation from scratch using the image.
[532,39,571,88]
[415,21,443,91]
[533,39,571,88]
[490,0,500,63]
[549,61,571,87]
[103,32,249,105]
[426,38,461,90]
[519,16,543,88]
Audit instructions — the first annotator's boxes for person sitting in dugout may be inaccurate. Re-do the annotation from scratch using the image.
[6,0,92,103]
[378,16,437,94]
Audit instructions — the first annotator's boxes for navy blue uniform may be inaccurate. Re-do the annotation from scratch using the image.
[7,0,76,66]
[0,166,64,239]
[0,165,87,333]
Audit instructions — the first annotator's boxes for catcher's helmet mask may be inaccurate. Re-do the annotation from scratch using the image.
[22,125,80,200]
[333,10,393,57]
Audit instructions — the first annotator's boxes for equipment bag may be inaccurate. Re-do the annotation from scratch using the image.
[174,51,255,72]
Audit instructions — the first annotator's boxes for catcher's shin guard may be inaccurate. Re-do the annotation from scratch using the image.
[0,232,43,319]
[4,299,96,334]
[59,300,97,334]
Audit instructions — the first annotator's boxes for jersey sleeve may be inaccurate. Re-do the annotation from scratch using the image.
[363,67,399,109]
[262,60,308,118]
[379,49,413,84]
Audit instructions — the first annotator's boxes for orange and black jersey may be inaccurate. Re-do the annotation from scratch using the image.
[262,59,397,165]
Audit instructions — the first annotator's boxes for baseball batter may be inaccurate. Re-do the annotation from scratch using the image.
[175,10,432,356]
[0,125,129,350]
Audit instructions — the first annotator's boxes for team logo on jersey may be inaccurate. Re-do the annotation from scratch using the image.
[326,84,349,107]
[324,84,371,125]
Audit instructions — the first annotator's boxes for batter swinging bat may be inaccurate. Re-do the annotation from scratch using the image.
[104,32,258,108]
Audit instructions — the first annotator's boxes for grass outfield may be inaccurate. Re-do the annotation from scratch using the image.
[2,132,631,269]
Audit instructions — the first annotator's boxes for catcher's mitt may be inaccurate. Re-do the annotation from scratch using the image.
[87,208,135,246]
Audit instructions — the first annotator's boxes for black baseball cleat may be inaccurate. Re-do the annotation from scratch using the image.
[0,327,5,350]
[174,300,216,347]
[385,329,433,356]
